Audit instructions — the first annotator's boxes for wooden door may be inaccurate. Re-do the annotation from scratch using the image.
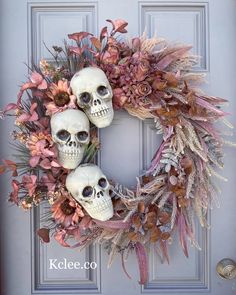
[1,0,236,294]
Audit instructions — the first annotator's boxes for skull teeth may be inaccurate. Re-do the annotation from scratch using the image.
[91,108,109,117]
[86,198,112,213]
[59,150,82,159]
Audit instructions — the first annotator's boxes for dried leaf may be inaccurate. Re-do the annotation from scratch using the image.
[138,201,145,213]
[106,19,128,34]
[37,228,50,243]
[161,232,171,240]
[159,212,170,224]
[132,214,142,227]
[68,32,92,42]
[90,37,102,51]
[128,231,139,241]
[0,165,6,174]
[157,46,192,70]
[134,242,148,285]
[150,227,161,242]
[100,26,108,41]
[147,211,157,225]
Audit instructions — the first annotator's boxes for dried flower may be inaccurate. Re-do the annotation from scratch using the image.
[51,195,84,227]
[45,80,76,115]
[134,81,152,97]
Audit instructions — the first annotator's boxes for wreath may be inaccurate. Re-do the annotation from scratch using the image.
[0,19,234,284]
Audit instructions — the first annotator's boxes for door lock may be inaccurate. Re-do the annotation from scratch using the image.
[216,258,236,280]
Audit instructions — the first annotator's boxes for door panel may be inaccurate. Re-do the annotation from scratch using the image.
[1,0,236,294]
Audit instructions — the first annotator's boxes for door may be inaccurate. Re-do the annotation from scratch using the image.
[1,0,236,294]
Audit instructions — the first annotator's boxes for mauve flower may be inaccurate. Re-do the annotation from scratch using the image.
[101,37,120,64]
[106,19,128,34]
[16,102,39,123]
[40,59,57,79]
[22,175,37,196]
[17,72,47,105]
[134,81,152,97]
[9,180,20,204]
[68,31,92,42]
[112,88,128,109]
[41,173,56,192]
[1,159,17,177]
[39,158,60,170]
[135,59,150,81]
[132,38,141,51]
[51,196,84,227]
[54,229,70,247]
[27,132,54,167]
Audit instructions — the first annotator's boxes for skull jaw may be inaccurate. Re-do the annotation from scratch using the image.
[82,198,114,221]
[86,108,114,128]
[58,149,84,169]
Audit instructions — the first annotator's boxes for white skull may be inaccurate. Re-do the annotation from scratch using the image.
[70,67,114,128]
[50,109,90,169]
[66,164,114,221]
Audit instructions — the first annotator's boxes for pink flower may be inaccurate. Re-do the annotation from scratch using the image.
[17,72,47,105]
[100,37,120,64]
[9,180,20,204]
[134,81,152,97]
[106,19,128,34]
[44,80,77,116]
[133,54,150,81]
[16,102,38,123]
[51,196,84,227]
[54,229,70,247]
[68,32,92,42]
[41,173,56,192]
[1,103,18,117]
[22,175,37,196]
[132,38,141,51]
[68,45,88,55]
[27,131,54,167]
[112,88,128,109]
[1,159,17,176]
[39,158,60,170]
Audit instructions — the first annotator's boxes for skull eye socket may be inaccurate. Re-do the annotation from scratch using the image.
[56,129,70,141]
[98,177,108,189]
[80,92,91,104]
[77,131,88,142]
[82,186,93,198]
[97,86,108,96]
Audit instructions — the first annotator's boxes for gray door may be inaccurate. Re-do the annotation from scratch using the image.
[1,0,236,294]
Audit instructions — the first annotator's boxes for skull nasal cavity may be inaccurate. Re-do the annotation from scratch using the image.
[94,99,101,106]
[69,141,76,147]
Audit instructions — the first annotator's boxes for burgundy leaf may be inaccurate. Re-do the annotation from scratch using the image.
[29,156,40,167]
[100,26,108,41]
[93,219,131,229]
[68,32,92,42]
[68,45,88,55]
[160,240,170,264]
[157,46,192,70]
[121,251,132,280]
[37,228,50,243]
[90,37,102,51]
[196,96,229,116]
[178,213,189,258]
[106,19,128,34]
[3,103,18,114]
[134,242,148,285]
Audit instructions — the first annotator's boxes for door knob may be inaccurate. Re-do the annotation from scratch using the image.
[216,258,236,280]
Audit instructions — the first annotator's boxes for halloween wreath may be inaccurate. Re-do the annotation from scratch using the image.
[0,19,234,284]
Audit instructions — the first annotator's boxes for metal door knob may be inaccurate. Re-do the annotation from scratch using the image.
[216,258,236,280]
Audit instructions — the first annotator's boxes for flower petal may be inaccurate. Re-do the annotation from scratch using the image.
[40,158,51,169]
[29,156,40,167]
